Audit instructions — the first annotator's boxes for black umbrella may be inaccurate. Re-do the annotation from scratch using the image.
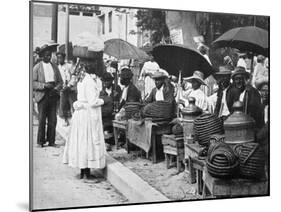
[152,44,214,79]
[212,26,269,56]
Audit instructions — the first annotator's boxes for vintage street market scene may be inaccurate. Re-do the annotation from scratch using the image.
[31,2,269,210]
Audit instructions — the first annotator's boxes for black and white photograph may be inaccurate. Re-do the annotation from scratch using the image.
[29,0,270,211]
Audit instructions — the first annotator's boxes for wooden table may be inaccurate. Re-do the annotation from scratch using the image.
[202,168,268,198]
[150,122,172,163]
[112,120,128,151]
[184,143,206,195]
[162,134,184,173]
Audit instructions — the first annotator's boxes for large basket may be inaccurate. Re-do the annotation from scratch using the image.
[207,142,239,178]
[194,113,224,147]
[73,46,103,59]
[234,143,265,179]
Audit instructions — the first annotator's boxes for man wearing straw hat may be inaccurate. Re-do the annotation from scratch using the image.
[181,70,208,111]
[145,71,175,104]
[208,66,232,118]
[33,42,63,148]
[227,66,264,128]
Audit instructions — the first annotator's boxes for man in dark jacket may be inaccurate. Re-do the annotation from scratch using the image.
[145,71,175,104]
[118,67,142,111]
[33,43,63,147]
[100,72,122,128]
[226,66,264,128]
[100,72,122,150]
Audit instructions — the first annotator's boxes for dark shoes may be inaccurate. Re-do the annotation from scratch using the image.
[48,143,59,148]
[80,168,94,180]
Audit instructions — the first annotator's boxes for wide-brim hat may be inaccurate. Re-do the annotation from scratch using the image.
[120,67,133,79]
[231,66,250,79]
[38,41,59,56]
[56,52,66,57]
[237,52,247,57]
[152,71,168,79]
[255,77,268,90]
[183,70,206,86]
[214,66,232,79]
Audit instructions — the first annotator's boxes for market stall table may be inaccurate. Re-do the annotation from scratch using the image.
[185,143,206,195]
[112,120,128,151]
[150,121,172,163]
[127,118,172,163]
[202,168,268,198]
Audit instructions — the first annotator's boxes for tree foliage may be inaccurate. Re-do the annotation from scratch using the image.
[135,9,170,45]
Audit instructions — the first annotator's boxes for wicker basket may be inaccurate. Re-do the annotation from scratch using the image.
[234,143,265,179]
[73,46,103,59]
[194,113,224,147]
[207,142,239,178]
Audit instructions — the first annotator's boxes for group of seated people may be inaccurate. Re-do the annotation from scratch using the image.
[99,62,269,151]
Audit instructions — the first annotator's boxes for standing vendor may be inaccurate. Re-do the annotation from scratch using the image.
[227,66,264,128]
[208,66,232,119]
[139,53,160,99]
[181,71,208,111]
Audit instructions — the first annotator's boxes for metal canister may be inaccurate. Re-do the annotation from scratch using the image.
[224,101,255,145]
[181,97,202,144]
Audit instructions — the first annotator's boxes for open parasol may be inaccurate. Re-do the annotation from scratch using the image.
[104,38,149,60]
[212,26,269,56]
[152,44,214,79]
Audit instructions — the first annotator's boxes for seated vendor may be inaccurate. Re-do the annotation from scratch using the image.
[118,67,142,111]
[100,72,122,149]
[145,71,175,104]
[181,70,208,111]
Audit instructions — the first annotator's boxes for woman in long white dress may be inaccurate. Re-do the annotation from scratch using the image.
[63,60,106,179]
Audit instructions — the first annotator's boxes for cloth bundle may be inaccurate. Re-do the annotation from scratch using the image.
[143,101,174,121]
[124,102,143,120]
[172,123,184,138]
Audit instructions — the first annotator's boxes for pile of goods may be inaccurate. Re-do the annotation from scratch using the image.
[124,102,143,120]
[206,142,239,178]
[193,113,224,147]
[73,32,104,59]
[234,143,265,179]
[172,123,184,139]
[143,101,174,121]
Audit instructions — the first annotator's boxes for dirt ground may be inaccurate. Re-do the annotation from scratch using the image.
[32,116,128,210]
[109,148,202,201]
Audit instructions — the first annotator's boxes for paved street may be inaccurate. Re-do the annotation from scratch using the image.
[31,116,128,210]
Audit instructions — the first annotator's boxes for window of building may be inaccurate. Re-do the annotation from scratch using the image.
[109,11,112,33]
[99,14,105,34]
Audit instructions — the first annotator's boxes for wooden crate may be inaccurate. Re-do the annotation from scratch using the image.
[162,134,185,173]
